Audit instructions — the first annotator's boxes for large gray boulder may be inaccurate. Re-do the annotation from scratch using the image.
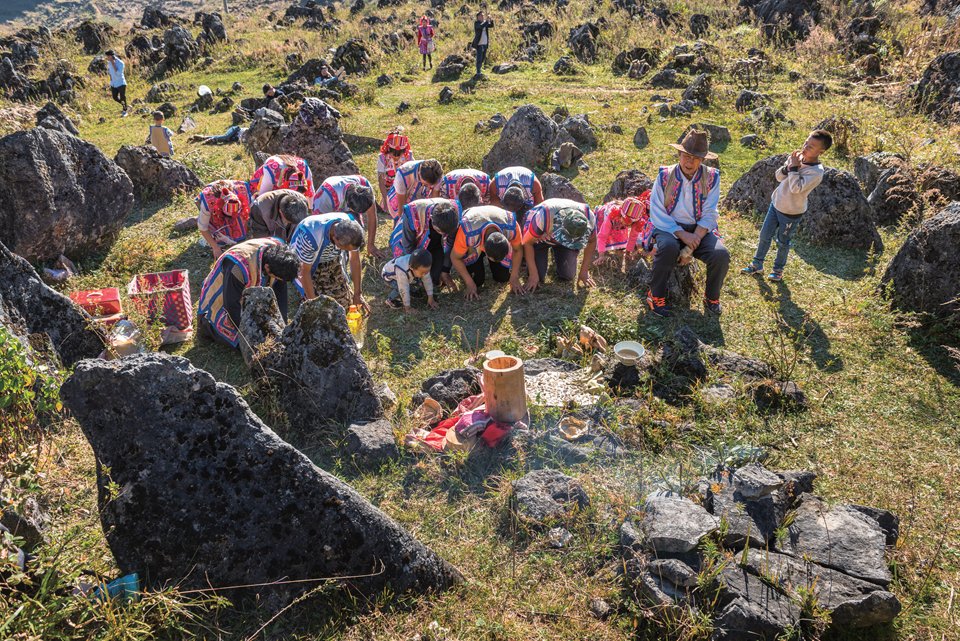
[482,104,560,174]
[0,242,103,366]
[637,496,718,553]
[603,169,653,202]
[59,354,461,607]
[271,296,382,429]
[114,145,202,201]
[723,154,883,251]
[0,127,134,262]
[243,107,287,156]
[912,50,960,124]
[539,172,586,202]
[881,203,960,319]
[279,98,358,182]
[740,0,822,42]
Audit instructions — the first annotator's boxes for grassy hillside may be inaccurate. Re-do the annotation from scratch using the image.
[3,1,960,639]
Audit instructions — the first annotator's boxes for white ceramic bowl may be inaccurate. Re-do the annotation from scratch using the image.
[613,340,646,366]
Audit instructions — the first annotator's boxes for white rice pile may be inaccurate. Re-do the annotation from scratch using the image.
[524,371,600,407]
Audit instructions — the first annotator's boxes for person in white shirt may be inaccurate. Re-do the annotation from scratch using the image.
[741,130,832,282]
[647,129,730,317]
[104,50,128,117]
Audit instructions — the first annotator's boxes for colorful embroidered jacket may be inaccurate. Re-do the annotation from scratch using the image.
[440,168,491,201]
[389,197,461,258]
[195,180,253,247]
[197,237,282,347]
[521,198,595,245]
[491,166,536,204]
[313,174,373,216]
[453,205,521,267]
[290,212,352,272]
[594,192,653,253]
[250,155,315,203]
[386,160,436,219]
[377,148,414,190]
[649,164,720,234]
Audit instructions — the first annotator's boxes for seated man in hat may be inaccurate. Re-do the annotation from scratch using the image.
[646,129,729,318]
[521,198,597,292]
[248,189,310,243]
[449,205,524,300]
[312,174,381,257]
[197,238,300,348]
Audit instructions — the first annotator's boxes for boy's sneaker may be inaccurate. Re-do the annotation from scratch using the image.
[767,270,783,282]
[646,290,672,318]
[741,263,762,275]
[121,110,128,118]
[704,297,722,316]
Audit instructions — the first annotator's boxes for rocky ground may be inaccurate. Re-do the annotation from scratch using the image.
[1,0,959,640]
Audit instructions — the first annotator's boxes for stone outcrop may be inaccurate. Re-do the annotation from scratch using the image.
[280,99,358,182]
[0,241,103,366]
[912,50,960,124]
[511,469,590,525]
[621,464,901,637]
[482,104,560,174]
[881,203,960,319]
[0,127,133,262]
[60,354,461,608]
[114,145,202,201]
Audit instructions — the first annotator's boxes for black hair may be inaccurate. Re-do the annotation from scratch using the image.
[457,183,481,210]
[431,201,460,236]
[332,218,365,252]
[279,194,309,225]
[420,159,443,184]
[810,129,833,151]
[410,248,433,270]
[344,184,375,214]
[501,185,526,213]
[105,49,115,57]
[263,245,300,281]
[484,231,509,263]
[262,83,273,95]
[152,111,164,120]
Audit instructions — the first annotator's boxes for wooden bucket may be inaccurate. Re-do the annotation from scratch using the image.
[482,355,527,423]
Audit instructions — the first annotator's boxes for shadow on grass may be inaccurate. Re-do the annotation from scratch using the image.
[904,321,960,387]
[789,239,880,281]
[755,278,845,373]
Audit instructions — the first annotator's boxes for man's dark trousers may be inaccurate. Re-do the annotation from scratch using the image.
[650,223,730,301]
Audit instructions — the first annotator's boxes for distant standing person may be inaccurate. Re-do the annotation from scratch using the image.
[472,11,493,76]
[416,16,435,70]
[104,50,128,117]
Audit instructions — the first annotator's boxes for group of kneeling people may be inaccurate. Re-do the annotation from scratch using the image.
[195,127,832,349]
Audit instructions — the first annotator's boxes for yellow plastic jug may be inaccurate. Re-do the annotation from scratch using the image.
[346,305,364,348]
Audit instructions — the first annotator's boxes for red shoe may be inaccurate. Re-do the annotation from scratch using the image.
[704,297,722,316]
[646,290,673,318]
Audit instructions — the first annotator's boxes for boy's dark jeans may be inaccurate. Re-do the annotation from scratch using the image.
[752,203,801,272]
[650,223,730,301]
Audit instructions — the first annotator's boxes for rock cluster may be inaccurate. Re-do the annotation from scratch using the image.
[60,354,461,609]
[0,127,133,262]
[621,463,901,637]
[912,50,960,124]
[279,98,358,182]
[481,104,599,174]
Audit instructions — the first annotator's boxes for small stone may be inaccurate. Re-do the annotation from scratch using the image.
[638,496,718,554]
[732,462,783,499]
[547,526,573,548]
[376,382,397,410]
[589,597,612,620]
[397,101,410,114]
[633,126,649,149]
[511,469,590,525]
[345,418,399,467]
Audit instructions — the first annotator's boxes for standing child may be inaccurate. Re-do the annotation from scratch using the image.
[741,129,833,282]
[382,249,438,312]
[416,16,435,70]
[146,111,175,157]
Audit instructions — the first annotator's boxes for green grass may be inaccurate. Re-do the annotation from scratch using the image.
[3,0,960,639]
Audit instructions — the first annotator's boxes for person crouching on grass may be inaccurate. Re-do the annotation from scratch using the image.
[382,249,438,312]
[741,129,833,282]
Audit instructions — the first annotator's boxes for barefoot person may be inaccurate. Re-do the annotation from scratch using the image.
[646,130,729,318]
[741,129,832,282]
